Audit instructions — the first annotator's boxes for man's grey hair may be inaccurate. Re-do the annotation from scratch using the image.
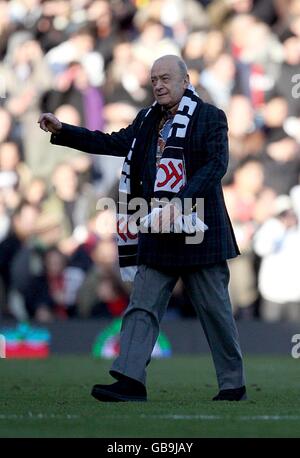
[178,60,188,79]
[152,55,188,80]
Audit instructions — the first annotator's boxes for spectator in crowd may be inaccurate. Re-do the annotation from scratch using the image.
[0,141,32,193]
[182,31,207,71]
[45,25,104,85]
[261,131,300,195]
[132,18,181,66]
[41,61,105,131]
[0,0,13,59]
[0,32,53,171]
[200,53,236,110]
[43,247,69,319]
[224,156,265,316]
[253,194,300,321]
[24,177,48,208]
[0,108,15,144]
[103,57,153,109]
[77,231,122,318]
[274,35,300,117]
[91,276,128,318]
[45,161,98,237]
[88,274,129,318]
[225,95,264,184]
[261,96,289,135]
[0,201,40,319]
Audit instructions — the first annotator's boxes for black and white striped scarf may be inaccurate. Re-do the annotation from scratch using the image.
[117,84,202,281]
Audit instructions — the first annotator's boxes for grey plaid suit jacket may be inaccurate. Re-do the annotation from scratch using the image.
[51,101,240,268]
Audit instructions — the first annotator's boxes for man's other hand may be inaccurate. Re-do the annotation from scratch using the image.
[38,113,62,134]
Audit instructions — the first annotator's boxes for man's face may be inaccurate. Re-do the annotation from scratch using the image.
[150,58,189,109]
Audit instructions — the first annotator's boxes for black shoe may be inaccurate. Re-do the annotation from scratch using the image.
[91,377,147,402]
[212,385,247,401]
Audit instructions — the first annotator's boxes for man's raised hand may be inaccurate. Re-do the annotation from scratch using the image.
[38,113,62,134]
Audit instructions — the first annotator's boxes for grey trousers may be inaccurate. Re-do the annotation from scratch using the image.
[110,262,245,390]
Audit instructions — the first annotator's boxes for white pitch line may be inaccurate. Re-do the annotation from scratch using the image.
[0,413,79,420]
[100,414,300,421]
[1,414,300,422]
[240,415,300,421]
[140,414,222,420]
[145,415,300,421]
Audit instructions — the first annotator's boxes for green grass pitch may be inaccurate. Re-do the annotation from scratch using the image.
[0,355,299,438]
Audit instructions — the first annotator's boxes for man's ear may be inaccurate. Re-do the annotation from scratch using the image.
[184,73,190,88]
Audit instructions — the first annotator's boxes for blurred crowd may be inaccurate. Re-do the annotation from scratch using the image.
[1,0,300,323]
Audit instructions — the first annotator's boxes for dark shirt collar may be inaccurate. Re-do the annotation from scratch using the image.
[161,103,179,119]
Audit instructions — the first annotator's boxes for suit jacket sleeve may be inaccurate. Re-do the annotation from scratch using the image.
[50,109,147,157]
[176,106,229,202]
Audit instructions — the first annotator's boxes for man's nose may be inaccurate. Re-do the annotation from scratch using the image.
[155,79,163,90]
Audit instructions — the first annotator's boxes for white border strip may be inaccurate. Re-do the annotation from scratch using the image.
[0,413,300,421]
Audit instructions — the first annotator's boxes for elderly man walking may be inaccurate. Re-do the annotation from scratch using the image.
[39,55,246,402]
